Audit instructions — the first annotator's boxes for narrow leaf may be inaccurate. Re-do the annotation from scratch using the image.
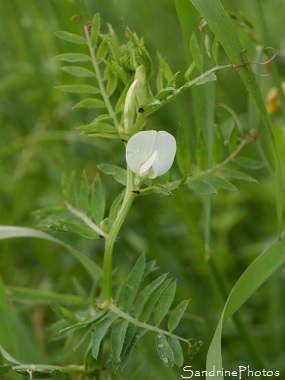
[220,168,258,183]
[168,337,184,367]
[187,180,217,195]
[234,156,265,170]
[92,313,118,359]
[74,98,106,109]
[205,176,238,192]
[79,170,89,212]
[156,334,174,368]
[54,53,91,62]
[190,32,203,72]
[153,281,176,326]
[117,255,146,310]
[111,320,129,363]
[97,164,127,186]
[78,122,117,134]
[91,13,100,48]
[54,30,86,45]
[61,66,95,78]
[168,299,189,332]
[135,273,168,318]
[73,323,94,351]
[139,279,171,323]
[56,85,100,94]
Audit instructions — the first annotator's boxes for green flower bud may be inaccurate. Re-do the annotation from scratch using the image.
[134,65,147,106]
[123,79,137,135]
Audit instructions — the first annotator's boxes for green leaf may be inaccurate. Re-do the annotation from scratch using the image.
[206,231,285,380]
[92,313,118,359]
[176,126,191,174]
[153,281,176,326]
[96,34,110,62]
[56,85,100,94]
[139,279,171,323]
[168,299,189,332]
[61,66,95,78]
[54,30,86,45]
[156,52,173,92]
[190,32,203,72]
[111,319,129,364]
[234,156,265,170]
[107,190,125,230]
[156,334,174,368]
[90,174,105,224]
[195,72,216,85]
[88,133,120,140]
[220,168,258,183]
[185,62,196,81]
[106,70,118,96]
[73,323,94,352]
[205,176,238,192]
[135,273,168,318]
[78,122,117,134]
[79,171,89,212]
[154,87,175,101]
[0,226,102,280]
[97,164,127,186]
[119,327,146,370]
[54,53,91,62]
[168,337,184,367]
[91,13,100,48]
[187,179,217,195]
[117,255,146,310]
[74,98,106,109]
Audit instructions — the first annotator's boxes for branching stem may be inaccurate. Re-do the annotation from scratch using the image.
[109,303,191,345]
[84,24,120,130]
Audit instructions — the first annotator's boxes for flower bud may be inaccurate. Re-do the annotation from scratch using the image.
[134,65,147,106]
[123,79,137,134]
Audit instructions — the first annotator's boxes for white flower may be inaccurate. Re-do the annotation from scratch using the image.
[126,130,176,179]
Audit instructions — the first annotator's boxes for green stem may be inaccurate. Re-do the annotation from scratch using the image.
[83,24,120,130]
[109,303,190,345]
[102,169,136,306]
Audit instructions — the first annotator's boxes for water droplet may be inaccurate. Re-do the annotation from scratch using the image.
[162,357,169,364]
[157,334,162,338]
[158,344,164,348]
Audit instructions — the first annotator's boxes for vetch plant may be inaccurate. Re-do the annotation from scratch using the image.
[126,130,176,180]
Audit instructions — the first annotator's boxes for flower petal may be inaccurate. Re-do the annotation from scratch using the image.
[126,130,157,174]
[139,150,158,176]
[152,131,176,177]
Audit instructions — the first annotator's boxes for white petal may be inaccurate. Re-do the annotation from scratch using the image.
[152,131,176,177]
[126,130,157,174]
[139,150,158,176]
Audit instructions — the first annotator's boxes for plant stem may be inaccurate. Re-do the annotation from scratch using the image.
[102,168,136,306]
[84,24,120,130]
[109,303,190,345]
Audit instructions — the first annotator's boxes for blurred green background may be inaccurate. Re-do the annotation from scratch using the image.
[1,0,285,378]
